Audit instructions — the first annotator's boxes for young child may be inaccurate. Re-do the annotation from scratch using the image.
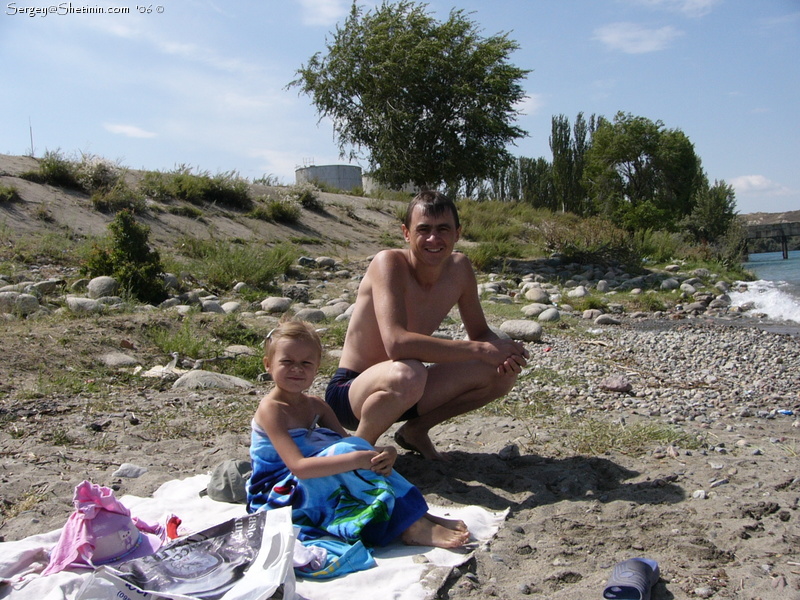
[246,319,469,549]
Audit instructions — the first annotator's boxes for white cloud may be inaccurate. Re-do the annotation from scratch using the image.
[593,22,684,53]
[515,93,545,116]
[104,124,157,139]
[628,0,721,18]
[294,0,349,26]
[731,175,792,196]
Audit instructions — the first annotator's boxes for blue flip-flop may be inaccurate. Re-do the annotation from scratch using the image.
[603,558,660,600]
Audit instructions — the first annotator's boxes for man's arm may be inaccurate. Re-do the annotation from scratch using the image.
[371,252,527,370]
[456,257,529,374]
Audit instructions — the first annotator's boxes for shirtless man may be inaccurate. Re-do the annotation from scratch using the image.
[325,190,529,460]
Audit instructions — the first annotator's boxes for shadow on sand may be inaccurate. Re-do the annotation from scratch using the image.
[395,450,685,514]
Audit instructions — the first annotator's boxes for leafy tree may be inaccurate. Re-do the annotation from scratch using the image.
[582,112,703,230]
[681,178,738,244]
[83,210,167,305]
[289,1,529,191]
[550,114,572,212]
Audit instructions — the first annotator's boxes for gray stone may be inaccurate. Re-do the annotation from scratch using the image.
[594,314,621,325]
[260,297,292,313]
[499,320,543,342]
[538,307,561,322]
[87,276,119,299]
[66,297,104,314]
[294,307,326,322]
[100,352,140,367]
[524,287,550,303]
[172,370,254,390]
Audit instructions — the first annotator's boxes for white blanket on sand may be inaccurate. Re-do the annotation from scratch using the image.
[0,474,507,600]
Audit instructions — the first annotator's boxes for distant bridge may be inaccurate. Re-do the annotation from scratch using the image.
[745,221,800,259]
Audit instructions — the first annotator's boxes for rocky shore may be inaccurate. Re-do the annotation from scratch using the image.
[1,256,799,600]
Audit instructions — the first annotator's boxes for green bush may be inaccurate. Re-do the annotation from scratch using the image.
[76,154,123,193]
[167,205,204,219]
[91,181,147,214]
[252,174,282,186]
[462,240,523,271]
[288,183,324,212]
[248,198,301,223]
[19,150,82,190]
[172,238,297,290]
[541,215,642,271]
[0,184,20,203]
[82,210,167,304]
[139,166,253,210]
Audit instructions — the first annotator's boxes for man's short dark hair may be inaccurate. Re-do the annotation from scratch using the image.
[404,190,460,230]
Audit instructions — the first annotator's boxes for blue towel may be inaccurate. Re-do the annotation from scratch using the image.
[246,422,428,548]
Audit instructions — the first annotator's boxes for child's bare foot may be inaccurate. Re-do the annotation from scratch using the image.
[395,423,449,461]
[424,513,468,534]
[401,514,470,548]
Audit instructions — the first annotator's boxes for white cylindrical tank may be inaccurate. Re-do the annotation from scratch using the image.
[295,165,362,192]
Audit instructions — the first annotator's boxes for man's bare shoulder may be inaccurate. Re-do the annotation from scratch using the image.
[365,249,409,277]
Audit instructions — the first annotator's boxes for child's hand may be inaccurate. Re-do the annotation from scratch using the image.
[370,445,397,476]
[352,450,380,471]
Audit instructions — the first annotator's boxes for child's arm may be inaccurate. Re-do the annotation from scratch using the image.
[315,399,396,476]
[261,401,378,479]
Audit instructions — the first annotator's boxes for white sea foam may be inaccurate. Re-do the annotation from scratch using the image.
[729,280,800,324]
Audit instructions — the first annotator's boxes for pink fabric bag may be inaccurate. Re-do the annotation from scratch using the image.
[42,480,165,575]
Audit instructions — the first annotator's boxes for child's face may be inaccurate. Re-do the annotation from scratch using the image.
[265,337,320,393]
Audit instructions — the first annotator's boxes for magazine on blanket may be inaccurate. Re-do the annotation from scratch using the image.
[76,507,296,600]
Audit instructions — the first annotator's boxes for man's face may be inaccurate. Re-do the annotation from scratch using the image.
[402,204,461,262]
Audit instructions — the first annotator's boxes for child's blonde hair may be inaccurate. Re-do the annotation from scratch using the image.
[264,318,323,364]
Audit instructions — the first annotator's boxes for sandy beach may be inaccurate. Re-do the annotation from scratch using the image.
[1,303,798,599]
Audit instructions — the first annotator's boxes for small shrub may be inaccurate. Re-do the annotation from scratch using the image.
[76,154,123,193]
[462,240,523,271]
[629,293,669,313]
[147,318,209,359]
[288,183,324,212]
[34,205,54,222]
[139,166,252,210]
[19,150,82,190]
[0,184,21,203]
[82,210,167,304]
[252,173,282,186]
[172,238,297,290]
[91,181,147,214]
[256,198,301,223]
[541,215,642,271]
[167,205,204,219]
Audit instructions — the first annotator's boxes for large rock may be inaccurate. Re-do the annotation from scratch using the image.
[524,287,551,304]
[521,303,550,317]
[499,320,543,342]
[260,297,292,313]
[538,307,561,322]
[66,297,104,314]
[172,370,253,390]
[0,291,39,315]
[294,308,326,322]
[87,276,119,299]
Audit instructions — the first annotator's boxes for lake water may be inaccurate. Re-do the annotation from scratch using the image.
[729,250,800,324]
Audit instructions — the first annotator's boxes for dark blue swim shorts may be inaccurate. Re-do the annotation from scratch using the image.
[324,367,420,431]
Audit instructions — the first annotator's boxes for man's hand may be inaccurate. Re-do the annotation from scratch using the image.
[487,339,529,375]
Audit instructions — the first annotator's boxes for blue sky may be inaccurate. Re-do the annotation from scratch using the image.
[1,0,798,215]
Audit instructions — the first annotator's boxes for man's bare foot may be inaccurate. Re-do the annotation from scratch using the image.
[401,514,470,548]
[395,424,448,461]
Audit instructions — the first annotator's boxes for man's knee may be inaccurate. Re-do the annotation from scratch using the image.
[489,371,518,399]
[387,360,427,403]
